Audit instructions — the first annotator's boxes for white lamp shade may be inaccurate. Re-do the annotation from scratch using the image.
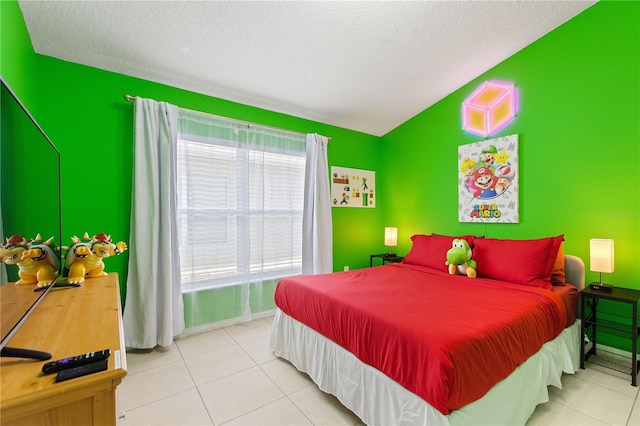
[590,239,614,273]
[384,227,398,247]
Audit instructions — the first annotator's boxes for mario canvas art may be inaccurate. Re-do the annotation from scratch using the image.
[458,134,519,223]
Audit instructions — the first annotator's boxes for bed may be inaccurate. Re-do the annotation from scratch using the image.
[270,234,585,425]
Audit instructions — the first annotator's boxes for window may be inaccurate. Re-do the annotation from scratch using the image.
[177,112,306,292]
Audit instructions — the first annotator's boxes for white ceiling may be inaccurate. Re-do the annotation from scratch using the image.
[19,0,596,136]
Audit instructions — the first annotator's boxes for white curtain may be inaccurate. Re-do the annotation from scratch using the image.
[178,111,307,332]
[124,97,185,349]
[302,133,333,274]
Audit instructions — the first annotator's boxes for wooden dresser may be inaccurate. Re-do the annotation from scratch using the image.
[0,273,127,425]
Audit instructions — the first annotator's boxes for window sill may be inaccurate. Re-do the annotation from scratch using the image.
[181,269,301,293]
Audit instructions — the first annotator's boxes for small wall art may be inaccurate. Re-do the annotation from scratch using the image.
[331,166,375,208]
[458,134,519,223]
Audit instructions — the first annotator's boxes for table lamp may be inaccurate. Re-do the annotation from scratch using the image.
[590,238,614,291]
[384,227,397,256]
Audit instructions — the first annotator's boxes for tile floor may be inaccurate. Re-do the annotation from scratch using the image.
[118,316,640,426]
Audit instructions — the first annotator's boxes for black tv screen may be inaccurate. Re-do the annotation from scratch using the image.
[0,78,62,359]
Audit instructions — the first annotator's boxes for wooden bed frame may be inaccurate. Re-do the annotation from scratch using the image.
[271,255,585,425]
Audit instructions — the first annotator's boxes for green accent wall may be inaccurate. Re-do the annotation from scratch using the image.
[1,0,381,328]
[379,1,640,350]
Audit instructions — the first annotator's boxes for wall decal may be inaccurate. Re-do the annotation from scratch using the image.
[462,80,517,137]
[458,134,519,223]
[331,166,375,208]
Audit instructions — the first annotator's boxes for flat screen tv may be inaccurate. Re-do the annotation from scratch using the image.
[0,78,62,360]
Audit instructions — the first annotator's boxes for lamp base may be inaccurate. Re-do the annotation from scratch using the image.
[590,282,613,292]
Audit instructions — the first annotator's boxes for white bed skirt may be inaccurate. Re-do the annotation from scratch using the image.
[270,309,580,426]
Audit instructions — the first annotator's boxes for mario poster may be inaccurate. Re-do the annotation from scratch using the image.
[458,134,519,223]
[331,166,376,208]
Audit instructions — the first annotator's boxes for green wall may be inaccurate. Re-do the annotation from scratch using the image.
[0,0,37,110]
[379,1,639,350]
[30,57,381,285]
[1,0,381,327]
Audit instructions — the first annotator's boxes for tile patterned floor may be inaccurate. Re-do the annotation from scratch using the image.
[118,317,640,425]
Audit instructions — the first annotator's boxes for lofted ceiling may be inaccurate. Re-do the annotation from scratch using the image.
[19,0,596,136]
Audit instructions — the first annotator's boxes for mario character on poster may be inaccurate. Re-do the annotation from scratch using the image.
[458,134,519,223]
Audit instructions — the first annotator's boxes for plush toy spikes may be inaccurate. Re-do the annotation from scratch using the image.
[70,233,91,245]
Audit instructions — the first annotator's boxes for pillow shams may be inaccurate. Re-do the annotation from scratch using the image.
[473,235,564,289]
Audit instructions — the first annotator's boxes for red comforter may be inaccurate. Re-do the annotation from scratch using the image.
[274,263,569,414]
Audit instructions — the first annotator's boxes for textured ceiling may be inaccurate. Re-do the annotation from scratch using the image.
[19,0,596,136]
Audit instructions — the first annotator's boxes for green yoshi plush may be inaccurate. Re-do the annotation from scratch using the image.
[445,239,477,278]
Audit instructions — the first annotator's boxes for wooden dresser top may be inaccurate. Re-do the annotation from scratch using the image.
[1,273,127,417]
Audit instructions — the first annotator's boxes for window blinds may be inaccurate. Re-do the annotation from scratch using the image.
[177,112,306,292]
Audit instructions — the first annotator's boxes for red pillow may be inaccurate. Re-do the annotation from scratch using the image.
[403,234,474,271]
[472,235,564,289]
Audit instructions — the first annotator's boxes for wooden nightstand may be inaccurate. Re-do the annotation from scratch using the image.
[580,284,640,386]
[370,253,404,267]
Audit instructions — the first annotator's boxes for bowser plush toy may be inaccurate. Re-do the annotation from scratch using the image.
[445,238,477,278]
[63,232,127,284]
[0,234,60,287]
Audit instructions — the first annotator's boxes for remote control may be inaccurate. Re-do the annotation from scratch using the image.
[55,359,108,382]
[42,349,110,374]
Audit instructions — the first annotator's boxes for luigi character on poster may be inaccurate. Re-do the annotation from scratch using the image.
[458,135,519,223]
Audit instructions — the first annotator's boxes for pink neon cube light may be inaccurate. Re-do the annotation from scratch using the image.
[462,80,518,137]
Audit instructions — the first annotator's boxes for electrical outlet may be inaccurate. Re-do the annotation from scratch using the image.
[344,266,349,271]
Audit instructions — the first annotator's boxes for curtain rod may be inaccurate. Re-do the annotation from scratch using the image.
[124,93,327,140]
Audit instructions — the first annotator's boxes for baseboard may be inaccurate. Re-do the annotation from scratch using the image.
[177,308,277,339]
